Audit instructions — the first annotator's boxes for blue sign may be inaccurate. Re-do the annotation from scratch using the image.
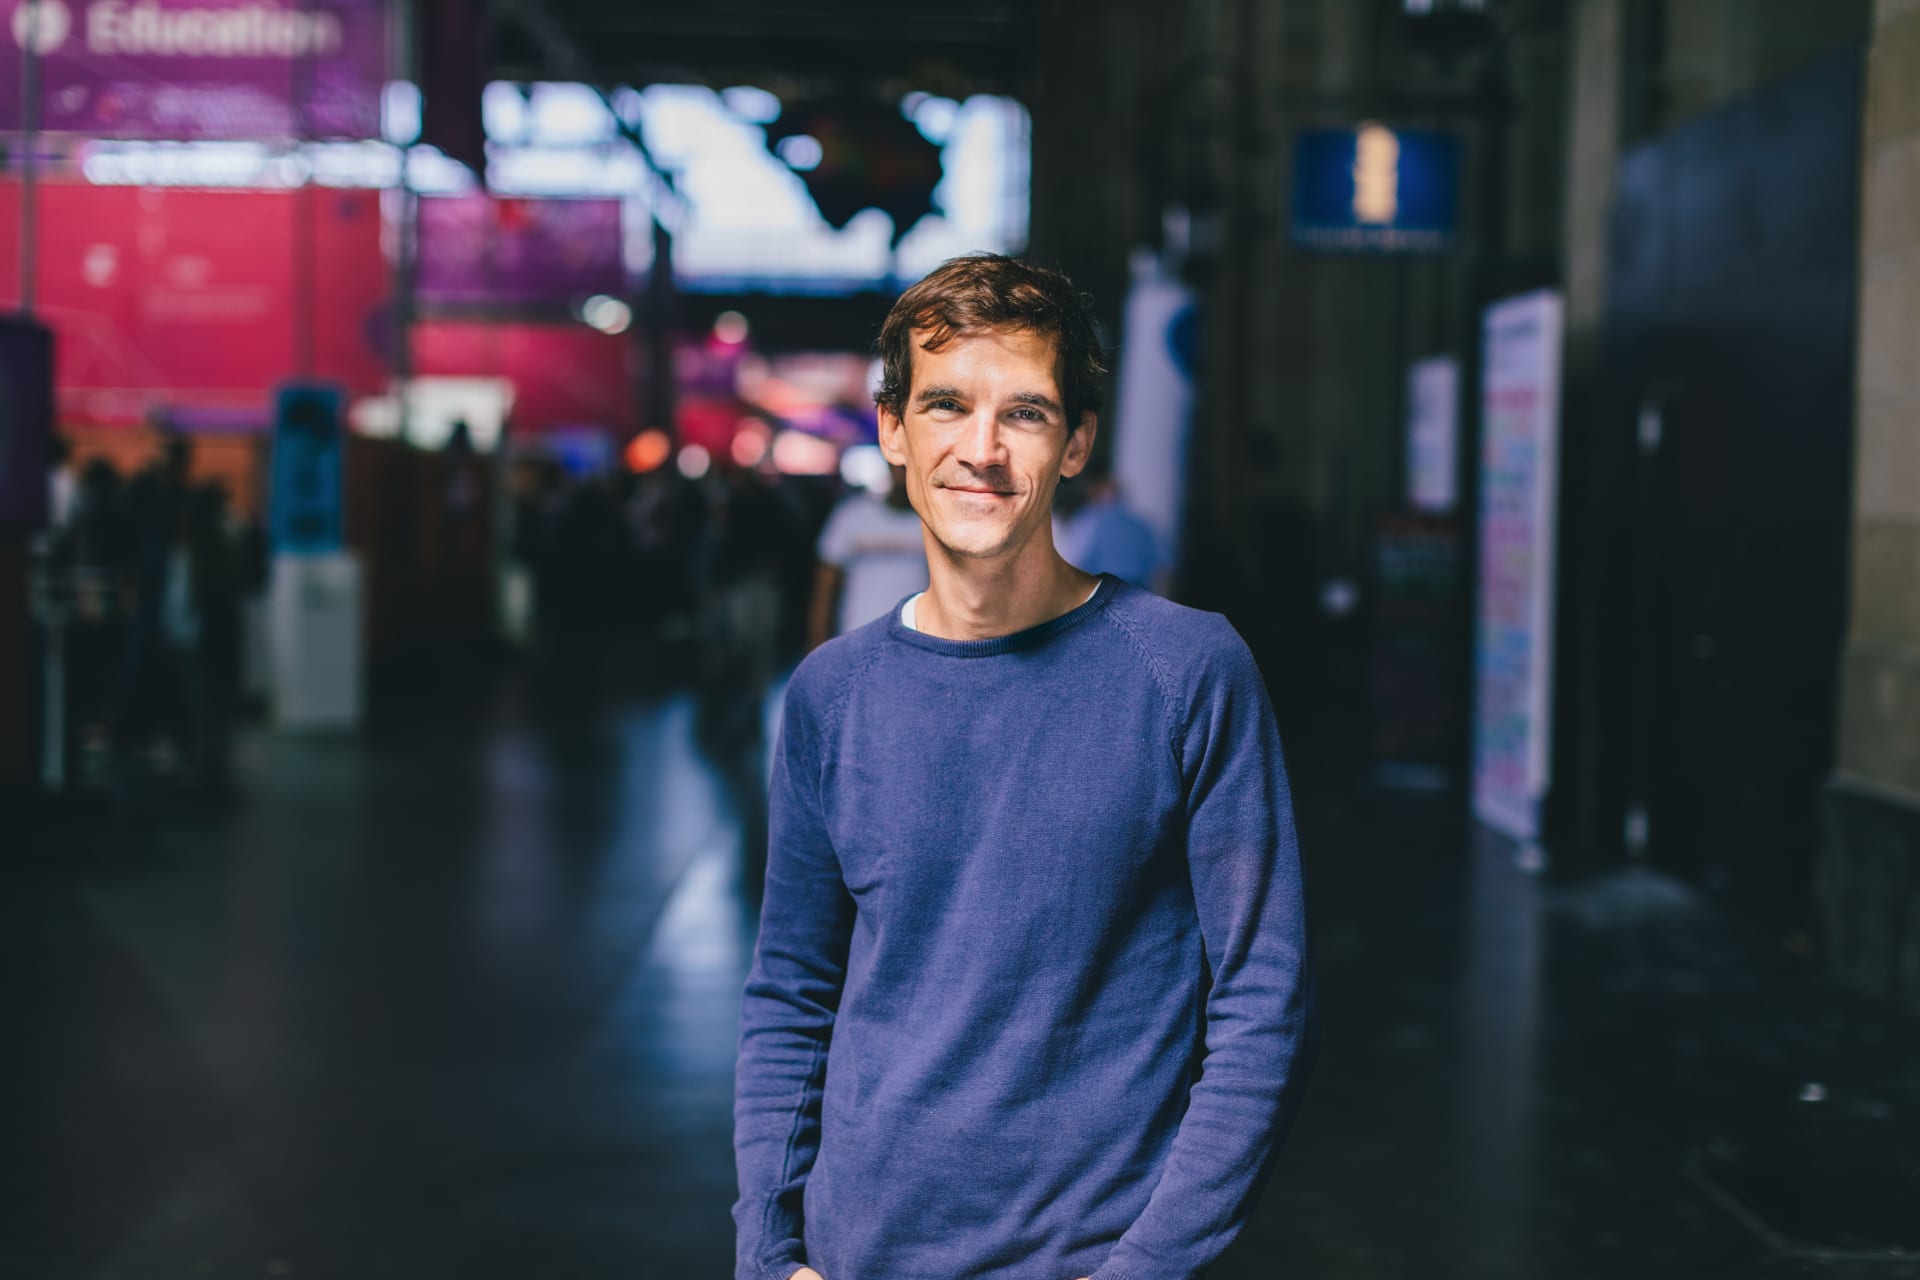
[1292,126,1459,253]
[271,382,346,553]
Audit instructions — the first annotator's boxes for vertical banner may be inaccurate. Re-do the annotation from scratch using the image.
[1109,247,1198,583]
[271,381,345,553]
[0,318,54,527]
[1471,291,1564,842]
[1406,354,1459,513]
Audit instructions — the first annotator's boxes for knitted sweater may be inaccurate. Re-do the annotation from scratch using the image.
[734,575,1316,1280]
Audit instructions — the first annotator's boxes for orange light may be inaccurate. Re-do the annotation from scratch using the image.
[625,429,672,473]
[771,430,840,476]
[731,421,772,467]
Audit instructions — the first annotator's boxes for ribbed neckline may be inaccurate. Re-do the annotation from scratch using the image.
[887,574,1121,657]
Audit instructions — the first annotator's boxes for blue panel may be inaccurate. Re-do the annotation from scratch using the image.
[271,382,347,554]
[1292,127,1459,254]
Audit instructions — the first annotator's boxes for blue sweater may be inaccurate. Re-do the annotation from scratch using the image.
[734,575,1315,1280]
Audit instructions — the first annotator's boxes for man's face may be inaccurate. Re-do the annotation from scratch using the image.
[877,327,1095,563]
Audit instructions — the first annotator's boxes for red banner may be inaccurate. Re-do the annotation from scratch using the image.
[411,321,636,435]
[0,180,390,424]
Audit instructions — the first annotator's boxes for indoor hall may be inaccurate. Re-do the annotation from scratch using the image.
[8,1,1920,1277]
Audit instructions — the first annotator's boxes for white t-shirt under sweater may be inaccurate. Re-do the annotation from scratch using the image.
[900,579,1101,631]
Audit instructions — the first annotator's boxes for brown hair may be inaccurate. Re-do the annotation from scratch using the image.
[874,254,1107,429]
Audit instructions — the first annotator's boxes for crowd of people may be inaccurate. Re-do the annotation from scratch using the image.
[31,422,1161,799]
[506,460,835,718]
[506,453,1162,704]
[39,435,265,799]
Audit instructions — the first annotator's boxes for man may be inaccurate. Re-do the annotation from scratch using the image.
[806,464,928,650]
[733,255,1315,1280]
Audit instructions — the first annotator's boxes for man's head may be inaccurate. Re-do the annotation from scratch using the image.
[874,255,1107,564]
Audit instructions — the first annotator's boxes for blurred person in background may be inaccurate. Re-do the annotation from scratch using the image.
[734,255,1315,1280]
[68,458,132,571]
[113,432,195,765]
[1054,465,1160,587]
[46,436,77,530]
[63,458,134,774]
[174,482,246,795]
[701,467,793,743]
[805,463,927,650]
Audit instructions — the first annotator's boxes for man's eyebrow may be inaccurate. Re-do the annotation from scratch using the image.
[913,385,965,405]
[1007,391,1064,414]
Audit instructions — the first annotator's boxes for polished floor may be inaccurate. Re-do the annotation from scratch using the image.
[8,673,1919,1279]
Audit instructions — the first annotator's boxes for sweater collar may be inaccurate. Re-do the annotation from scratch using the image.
[886,574,1122,658]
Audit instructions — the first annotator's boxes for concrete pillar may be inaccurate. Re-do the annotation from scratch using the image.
[1820,0,1920,1006]
[1545,0,1625,858]
[1562,0,1624,375]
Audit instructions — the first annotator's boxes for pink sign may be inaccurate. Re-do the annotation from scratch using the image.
[0,0,386,139]
[0,180,390,422]
[415,196,626,307]
[412,320,636,435]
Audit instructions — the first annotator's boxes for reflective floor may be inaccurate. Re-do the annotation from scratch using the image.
[8,673,1919,1279]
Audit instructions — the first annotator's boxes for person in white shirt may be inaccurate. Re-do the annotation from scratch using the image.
[807,466,928,649]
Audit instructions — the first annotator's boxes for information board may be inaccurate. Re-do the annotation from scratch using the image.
[1471,291,1564,841]
[1406,355,1459,513]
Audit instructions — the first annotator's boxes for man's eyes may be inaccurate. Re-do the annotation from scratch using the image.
[923,401,1049,423]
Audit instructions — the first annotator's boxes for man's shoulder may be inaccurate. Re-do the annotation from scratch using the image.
[1104,581,1247,656]
[1101,582,1259,690]
[787,615,892,719]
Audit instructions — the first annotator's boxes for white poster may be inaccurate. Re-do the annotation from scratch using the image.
[1471,291,1564,842]
[1110,248,1198,586]
[1406,355,1460,513]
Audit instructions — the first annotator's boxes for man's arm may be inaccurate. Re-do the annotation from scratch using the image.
[732,674,855,1280]
[806,563,845,652]
[1091,626,1318,1280]
[808,500,858,650]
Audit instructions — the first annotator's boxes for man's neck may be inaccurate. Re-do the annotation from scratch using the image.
[913,540,1100,642]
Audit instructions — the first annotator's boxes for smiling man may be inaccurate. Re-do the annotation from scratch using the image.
[732,255,1316,1280]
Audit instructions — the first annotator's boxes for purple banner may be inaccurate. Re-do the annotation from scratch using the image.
[416,196,627,307]
[0,0,386,139]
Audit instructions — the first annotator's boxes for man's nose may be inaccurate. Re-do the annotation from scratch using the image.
[955,410,1009,470]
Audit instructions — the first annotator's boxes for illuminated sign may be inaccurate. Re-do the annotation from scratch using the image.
[0,0,384,139]
[1292,125,1459,253]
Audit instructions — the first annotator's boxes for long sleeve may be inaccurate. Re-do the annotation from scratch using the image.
[1091,628,1318,1280]
[732,672,856,1280]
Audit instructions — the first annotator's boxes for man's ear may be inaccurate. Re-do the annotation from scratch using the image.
[1059,411,1098,480]
[877,405,908,466]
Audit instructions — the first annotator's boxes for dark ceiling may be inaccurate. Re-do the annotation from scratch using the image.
[493,0,1037,96]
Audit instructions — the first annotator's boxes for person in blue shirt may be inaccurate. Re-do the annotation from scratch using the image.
[733,254,1315,1280]
[1056,466,1162,588]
